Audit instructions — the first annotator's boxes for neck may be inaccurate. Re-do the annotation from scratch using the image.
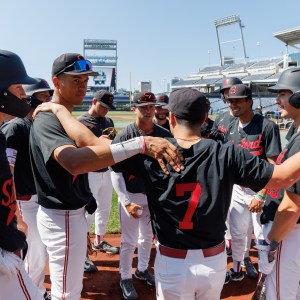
[239,110,254,124]
[51,93,73,113]
[173,126,201,148]
[136,120,154,134]
[0,112,14,124]
[88,108,103,118]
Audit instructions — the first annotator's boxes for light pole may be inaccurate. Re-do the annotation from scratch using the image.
[208,50,211,65]
[257,41,260,59]
[163,79,166,93]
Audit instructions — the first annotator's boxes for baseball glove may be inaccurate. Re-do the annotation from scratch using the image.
[102,127,117,140]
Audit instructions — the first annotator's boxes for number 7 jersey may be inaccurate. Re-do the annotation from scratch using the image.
[111,138,273,249]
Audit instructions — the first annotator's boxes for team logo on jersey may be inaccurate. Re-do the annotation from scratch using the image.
[276,148,287,164]
[237,134,264,156]
[1,177,16,225]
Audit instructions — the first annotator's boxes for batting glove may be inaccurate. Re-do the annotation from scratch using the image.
[0,249,22,278]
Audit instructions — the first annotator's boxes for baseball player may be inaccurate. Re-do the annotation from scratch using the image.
[29,53,183,300]
[153,94,170,131]
[110,92,172,300]
[225,84,281,284]
[110,87,300,300]
[1,78,53,299]
[200,98,214,138]
[0,50,43,300]
[78,90,119,273]
[260,67,300,300]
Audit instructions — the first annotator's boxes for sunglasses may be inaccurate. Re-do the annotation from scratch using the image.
[55,59,93,77]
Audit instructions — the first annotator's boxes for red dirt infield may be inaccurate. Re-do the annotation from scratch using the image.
[44,234,259,299]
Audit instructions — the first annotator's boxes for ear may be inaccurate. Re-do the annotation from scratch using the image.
[52,76,59,88]
[92,98,97,105]
[169,112,176,125]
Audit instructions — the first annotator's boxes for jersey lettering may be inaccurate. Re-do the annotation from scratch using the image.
[176,183,202,230]
[1,178,16,225]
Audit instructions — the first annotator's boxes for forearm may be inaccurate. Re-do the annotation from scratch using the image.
[110,171,131,206]
[268,191,300,242]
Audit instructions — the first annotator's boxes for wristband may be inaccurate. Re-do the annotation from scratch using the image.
[254,194,265,203]
[109,137,143,163]
[257,193,266,200]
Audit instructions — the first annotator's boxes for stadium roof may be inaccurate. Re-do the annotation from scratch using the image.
[273,27,300,50]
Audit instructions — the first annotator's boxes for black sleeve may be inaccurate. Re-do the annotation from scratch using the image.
[1,121,23,151]
[286,138,300,196]
[263,121,282,158]
[223,143,274,192]
[33,112,76,164]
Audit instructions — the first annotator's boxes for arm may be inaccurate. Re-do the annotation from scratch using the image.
[110,170,143,218]
[267,190,300,243]
[34,102,183,174]
[249,156,278,213]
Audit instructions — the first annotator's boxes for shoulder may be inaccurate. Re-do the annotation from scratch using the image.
[153,123,172,137]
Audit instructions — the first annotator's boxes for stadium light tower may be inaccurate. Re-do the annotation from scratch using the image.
[214,15,247,66]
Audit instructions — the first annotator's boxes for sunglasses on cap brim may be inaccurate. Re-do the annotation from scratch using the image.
[55,59,94,77]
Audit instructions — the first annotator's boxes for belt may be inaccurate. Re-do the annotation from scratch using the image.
[159,242,225,259]
[17,195,31,201]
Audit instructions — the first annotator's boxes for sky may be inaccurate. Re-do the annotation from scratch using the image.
[1,0,300,93]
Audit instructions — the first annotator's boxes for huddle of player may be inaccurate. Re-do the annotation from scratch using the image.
[1,48,300,300]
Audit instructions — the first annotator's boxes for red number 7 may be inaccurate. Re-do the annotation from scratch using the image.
[176,183,202,230]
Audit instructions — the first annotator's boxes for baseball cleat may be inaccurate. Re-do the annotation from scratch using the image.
[224,268,244,284]
[43,292,51,300]
[84,257,97,273]
[226,246,232,257]
[134,269,155,286]
[242,257,258,279]
[120,278,138,300]
[92,240,119,254]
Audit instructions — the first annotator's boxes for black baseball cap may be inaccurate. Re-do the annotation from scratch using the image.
[52,53,98,77]
[132,92,156,107]
[163,88,206,121]
[228,84,252,99]
[156,94,169,107]
[94,90,115,110]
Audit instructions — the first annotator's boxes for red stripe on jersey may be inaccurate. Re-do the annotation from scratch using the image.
[62,211,70,300]
[17,270,31,300]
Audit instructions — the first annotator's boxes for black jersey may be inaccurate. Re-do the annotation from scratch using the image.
[29,112,96,212]
[286,122,296,141]
[78,112,114,172]
[113,122,171,194]
[201,118,214,138]
[0,130,27,252]
[212,110,236,140]
[159,121,170,132]
[112,138,273,249]
[264,132,300,223]
[227,114,281,160]
[1,117,36,196]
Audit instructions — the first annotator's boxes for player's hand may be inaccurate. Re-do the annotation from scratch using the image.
[208,129,225,142]
[32,102,65,119]
[143,136,184,174]
[102,127,117,140]
[125,202,143,219]
[248,198,263,213]
[255,243,277,275]
[0,250,22,278]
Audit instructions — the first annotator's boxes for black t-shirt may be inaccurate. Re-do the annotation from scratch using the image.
[29,112,96,211]
[212,110,236,140]
[1,117,36,196]
[0,130,26,252]
[78,112,114,172]
[227,114,281,160]
[264,132,300,222]
[113,122,171,194]
[286,122,296,141]
[112,138,273,249]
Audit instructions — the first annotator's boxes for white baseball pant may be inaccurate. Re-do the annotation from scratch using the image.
[18,195,48,296]
[155,243,227,300]
[0,257,43,300]
[86,170,113,235]
[37,206,87,300]
[119,192,153,279]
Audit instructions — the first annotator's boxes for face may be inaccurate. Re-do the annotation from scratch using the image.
[8,84,26,100]
[155,106,169,120]
[275,90,294,119]
[227,98,252,117]
[93,101,109,117]
[53,73,89,106]
[133,105,155,122]
[34,91,51,103]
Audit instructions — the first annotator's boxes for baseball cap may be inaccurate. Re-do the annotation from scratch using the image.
[163,88,206,121]
[94,90,115,110]
[23,78,54,97]
[132,92,156,107]
[228,84,252,99]
[156,94,169,107]
[52,53,98,77]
